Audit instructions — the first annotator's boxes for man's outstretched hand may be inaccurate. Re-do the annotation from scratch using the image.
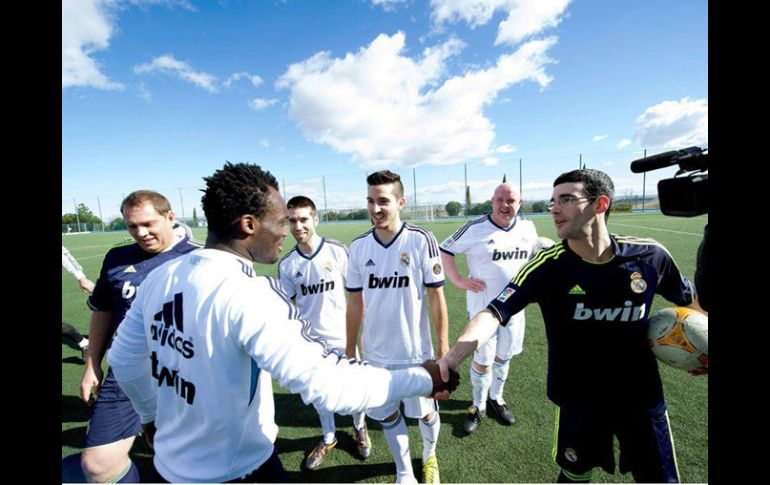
[421,359,460,399]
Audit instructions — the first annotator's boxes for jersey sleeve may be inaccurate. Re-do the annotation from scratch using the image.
[345,243,363,292]
[88,250,115,312]
[423,231,445,287]
[61,246,85,280]
[232,278,432,414]
[439,221,475,256]
[277,259,297,299]
[485,259,542,325]
[654,247,696,306]
[107,280,157,423]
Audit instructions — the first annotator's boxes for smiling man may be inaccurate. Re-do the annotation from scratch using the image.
[439,169,706,483]
[278,196,372,470]
[80,190,201,483]
[439,183,545,434]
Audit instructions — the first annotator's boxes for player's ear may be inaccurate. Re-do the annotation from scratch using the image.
[166,210,176,224]
[239,215,260,235]
[594,195,611,215]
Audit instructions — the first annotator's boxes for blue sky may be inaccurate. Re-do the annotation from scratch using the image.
[62,0,708,222]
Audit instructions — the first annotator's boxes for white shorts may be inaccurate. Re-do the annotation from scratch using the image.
[364,361,439,421]
[473,311,525,367]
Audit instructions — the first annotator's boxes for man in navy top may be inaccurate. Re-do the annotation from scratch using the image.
[79,190,201,483]
[439,169,707,483]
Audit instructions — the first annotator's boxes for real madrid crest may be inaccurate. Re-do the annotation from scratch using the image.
[400,253,410,266]
[324,260,333,272]
[564,448,578,463]
[630,272,647,294]
[433,263,442,275]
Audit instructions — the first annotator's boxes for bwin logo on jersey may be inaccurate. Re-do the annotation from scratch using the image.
[368,272,410,289]
[572,301,646,322]
[301,279,335,295]
[151,351,196,405]
[492,248,529,261]
[151,292,195,358]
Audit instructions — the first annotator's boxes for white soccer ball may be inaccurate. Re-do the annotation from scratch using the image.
[647,307,708,371]
[534,237,555,253]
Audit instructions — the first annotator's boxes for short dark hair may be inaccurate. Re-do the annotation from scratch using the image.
[120,190,172,216]
[201,162,279,238]
[553,169,615,221]
[367,170,404,199]
[286,195,317,214]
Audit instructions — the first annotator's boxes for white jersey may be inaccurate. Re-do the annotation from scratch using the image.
[440,215,539,320]
[277,237,348,349]
[107,248,432,483]
[347,222,445,365]
[62,245,85,280]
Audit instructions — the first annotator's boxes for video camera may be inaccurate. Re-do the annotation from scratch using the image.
[630,146,708,217]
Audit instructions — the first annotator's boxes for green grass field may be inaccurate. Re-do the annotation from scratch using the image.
[61,212,708,483]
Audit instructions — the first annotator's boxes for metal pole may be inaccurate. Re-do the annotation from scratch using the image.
[579,153,583,169]
[74,197,81,233]
[97,195,105,232]
[322,176,328,223]
[282,179,287,201]
[413,167,417,208]
[642,149,647,212]
[464,163,468,217]
[178,188,185,220]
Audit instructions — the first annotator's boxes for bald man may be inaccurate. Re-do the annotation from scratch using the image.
[439,183,548,434]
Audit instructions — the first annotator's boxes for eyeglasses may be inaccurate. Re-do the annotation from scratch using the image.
[547,195,596,210]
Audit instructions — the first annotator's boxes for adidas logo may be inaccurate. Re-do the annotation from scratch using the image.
[487,239,495,245]
[365,259,376,267]
[124,265,137,273]
[568,284,585,295]
[295,271,303,278]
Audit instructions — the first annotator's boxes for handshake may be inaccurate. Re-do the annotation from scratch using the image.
[421,359,460,400]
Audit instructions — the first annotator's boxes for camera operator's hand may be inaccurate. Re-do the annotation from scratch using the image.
[421,359,460,399]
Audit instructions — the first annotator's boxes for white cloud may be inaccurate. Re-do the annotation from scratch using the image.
[616,138,631,149]
[134,54,218,92]
[496,144,516,153]
[248,98,278,111]
[277,32,556,168]
[224,72,264,89]
[137,81,152,102]
[372,0,407,11]
[482,156,500,166]
[260,138,270,148]
[431,0,571,46]
[634,97,708,149]
[62,0,124,90]
[592,134,608,142]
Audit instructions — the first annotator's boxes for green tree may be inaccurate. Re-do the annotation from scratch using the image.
[445,201,462,216]
[531,200,549,213]
[349,209,369,220]
[62,203,102,226]
[109,217,127,231]
[192,208,199,227]
[502,174,507,183]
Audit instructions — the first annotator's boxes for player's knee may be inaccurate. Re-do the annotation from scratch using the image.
[80,448,127,482]
[381,410,400,423]
[471,361,489,373]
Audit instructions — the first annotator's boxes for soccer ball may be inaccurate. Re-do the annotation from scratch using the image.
[647,307,708,371]
[534,237,555,253]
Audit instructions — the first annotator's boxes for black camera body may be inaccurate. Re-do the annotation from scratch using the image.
[630,146,708,217]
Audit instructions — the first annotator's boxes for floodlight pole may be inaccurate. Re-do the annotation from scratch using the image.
[97,195,105,232]
[74,197,81,233]
[322,175,328,223]
[413,167,417,208]
[178,188,185,220]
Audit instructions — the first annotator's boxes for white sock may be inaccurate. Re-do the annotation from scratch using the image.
[316,407,337,444]
[418,412,440,463]
[470,365,492,411]
[353,411,366,430]
[381,412,414,479]
[488,360,510,403]
[79,338,89,349]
